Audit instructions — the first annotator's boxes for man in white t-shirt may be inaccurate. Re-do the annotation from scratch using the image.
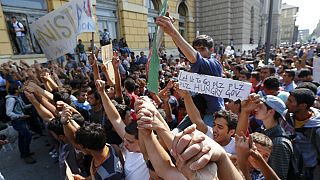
[11,16,29,55]
[205,110,237,154]
[177,89,238,154]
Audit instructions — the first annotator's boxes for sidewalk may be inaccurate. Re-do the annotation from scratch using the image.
[0,135,60,180]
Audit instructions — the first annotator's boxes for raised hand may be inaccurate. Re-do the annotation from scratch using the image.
[173,83,189,98]
[241,93,261,113]
[111,56,120,69]
[156,16,177,37]
[60,105,73,125]
[171,125,225,171]
[95,80,106,93]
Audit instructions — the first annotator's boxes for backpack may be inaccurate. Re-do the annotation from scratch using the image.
[274,135,304,180]
[0,97,17,123]
[16,21,27,34]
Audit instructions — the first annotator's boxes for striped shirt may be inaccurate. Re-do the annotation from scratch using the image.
[92,144,124,180]
[263,125,292,180]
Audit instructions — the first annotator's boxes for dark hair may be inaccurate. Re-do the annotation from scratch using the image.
[114,102,131,120]
[263,76,280,91]
[192,35,214,49]
[7,83,20,95]
[261,65,276,75]
[125,121,138,139]
[285,69,295,80]
[72,114,86,127]
[124,78,136,93]
[214,110,238,131]
[298,68,312,78]
[87,89,101,101]
[265,103,282,121]
[76,123,107,151]
[240,70,251,79]
[53,91,71,105]
[296,82,317,95]
[290,88,315,109]
[47,118,64,136]
[251,71,260,81]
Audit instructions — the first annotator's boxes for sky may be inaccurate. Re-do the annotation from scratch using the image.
[282,0,320,33]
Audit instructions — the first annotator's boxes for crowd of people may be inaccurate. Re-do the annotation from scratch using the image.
[0,15,320,180]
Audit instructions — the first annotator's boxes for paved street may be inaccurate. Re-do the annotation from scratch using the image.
[0,135,60,180]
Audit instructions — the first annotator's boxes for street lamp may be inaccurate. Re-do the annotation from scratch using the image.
[265,0,273,65]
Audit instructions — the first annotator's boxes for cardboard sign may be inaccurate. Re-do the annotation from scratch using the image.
[30,0,95,60]
[101,44,113,63]
[178,71,252,100]
[101,44,115,84]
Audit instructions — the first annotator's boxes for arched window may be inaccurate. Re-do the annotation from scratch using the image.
[250,6,254,44]
[178,2,188,39]
[147,0,160,48]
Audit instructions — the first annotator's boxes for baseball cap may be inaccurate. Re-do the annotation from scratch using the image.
[260,95,286,120]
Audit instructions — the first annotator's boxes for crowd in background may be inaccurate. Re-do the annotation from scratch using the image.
[0,14,320,180]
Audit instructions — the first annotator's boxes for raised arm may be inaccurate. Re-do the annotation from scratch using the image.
[24,91,55,122]
[156,16,197,64]
[236,94,260,136]
[171,125,242,180]
[175,87,208,134]
[96,80,126,139]
[89,55,101,81]
[140,129,186,180]
[60,105,82,149]
[112,56,123,101]
[135,97,173,150]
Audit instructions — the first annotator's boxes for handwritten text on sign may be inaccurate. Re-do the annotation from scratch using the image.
[178,71,252,100]
[30,0,95,60]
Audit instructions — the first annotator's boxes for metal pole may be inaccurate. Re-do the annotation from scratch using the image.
[265,0,273,64]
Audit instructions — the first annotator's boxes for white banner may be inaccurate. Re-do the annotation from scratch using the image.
[30,0,95,60]
[178,71,252,100]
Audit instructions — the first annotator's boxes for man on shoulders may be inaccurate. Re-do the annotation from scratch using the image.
[156,16,224,126]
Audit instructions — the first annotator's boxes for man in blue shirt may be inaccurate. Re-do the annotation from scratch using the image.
[135,51,148,65]
[156,16,224,126]
[282,69,296,92]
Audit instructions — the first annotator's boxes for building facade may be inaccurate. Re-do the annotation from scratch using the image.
[280,3,299,45]
[0,0,196,63]
[195,0,264,52]
[194,0,283,51]
[298,29,310,43]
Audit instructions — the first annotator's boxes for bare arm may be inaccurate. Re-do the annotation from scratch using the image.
[176,88,208,133]
[156,16,197,64]
[141,130,186,180]
[24,91,55,122]
[96,80,126,139]
[236,94,260,136]
[89,55,101,81]
[112,57,123,101]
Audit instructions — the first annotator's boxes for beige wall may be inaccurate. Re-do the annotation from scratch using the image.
[0,0,196,61]
[0,4,13,56]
